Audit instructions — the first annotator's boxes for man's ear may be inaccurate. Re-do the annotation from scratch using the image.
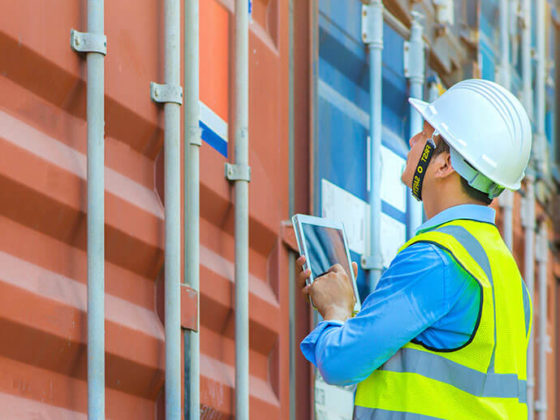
[432,151,455,179]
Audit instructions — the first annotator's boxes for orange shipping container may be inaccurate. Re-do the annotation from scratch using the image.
[0,0,309,418]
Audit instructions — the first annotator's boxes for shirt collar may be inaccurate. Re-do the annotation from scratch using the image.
[416,204,496,234]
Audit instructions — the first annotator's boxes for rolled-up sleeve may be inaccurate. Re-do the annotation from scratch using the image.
[300,243,452,386]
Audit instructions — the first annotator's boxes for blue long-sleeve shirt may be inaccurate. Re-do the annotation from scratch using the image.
[300,204,493,386]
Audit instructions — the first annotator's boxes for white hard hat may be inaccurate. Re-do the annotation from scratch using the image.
[409,79,532,198]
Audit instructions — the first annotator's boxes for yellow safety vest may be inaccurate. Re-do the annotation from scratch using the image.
[354,219,532,420]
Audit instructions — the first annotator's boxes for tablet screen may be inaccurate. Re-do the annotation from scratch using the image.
[301,223,352,281]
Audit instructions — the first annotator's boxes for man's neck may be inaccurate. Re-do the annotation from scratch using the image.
[423,196,485,220]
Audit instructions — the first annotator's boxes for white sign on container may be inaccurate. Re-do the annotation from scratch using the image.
[321,179,406,266]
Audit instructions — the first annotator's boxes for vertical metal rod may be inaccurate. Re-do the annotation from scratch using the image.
[536,223,548,420]
[86,1,105,419]
[164,0,182,417]
[498,0,514,251]
[521,0,533,121]
[535,0,547,174]
[184,0,201,419]
[234,0,250,418]
[523,174,536,420]
[520,0,535,416]
[405,12,425,240]
[499,0,512,89]
[535,1,547,416]
[288,0,297,418]
[361,0,384,292]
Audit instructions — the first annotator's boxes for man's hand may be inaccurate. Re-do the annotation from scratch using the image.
[296,256,358,321]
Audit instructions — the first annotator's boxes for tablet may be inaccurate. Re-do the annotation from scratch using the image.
[292,214,361,312]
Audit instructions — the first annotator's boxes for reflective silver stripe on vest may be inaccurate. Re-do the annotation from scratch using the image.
[434,224,493,286]
[354,406,443,420]
[381,347,527,403]
[433,224,499,371]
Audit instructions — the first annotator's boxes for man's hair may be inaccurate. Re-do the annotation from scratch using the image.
[432,136,493,205]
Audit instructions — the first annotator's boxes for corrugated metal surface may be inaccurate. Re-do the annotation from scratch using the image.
[0,0,293,418]
[311,1,416,418]
[314,0,410,301]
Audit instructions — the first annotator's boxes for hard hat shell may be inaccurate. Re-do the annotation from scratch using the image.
[409,79,532,192]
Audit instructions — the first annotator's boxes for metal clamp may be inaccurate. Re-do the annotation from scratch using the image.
[150,82,183,105]
[520,197,536,230]
[225,163,251,182]
[404,12,425,80]
[536,227,549,263]
[186,126,203,146]
[535,401,548,412]
[361,1,384,47]
[70,29,107,55]
[361,254,383,271]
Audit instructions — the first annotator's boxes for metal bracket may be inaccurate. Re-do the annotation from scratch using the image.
[404,12,425,80]
[535,401,548,412]
[180,284,198,332]
[520,197,535,230]
[536,227,549,263]
[70,29,107,55]
[225,163,251,182]
[403,40,425,80]
[150,82,183,105]
[361,2,384,47]
[186,126,203,146]
[361,254,383,271]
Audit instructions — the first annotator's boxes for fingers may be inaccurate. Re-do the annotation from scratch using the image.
[296,255,306,271]
[298,268,311,288]
[296,255,311,290]
[297,259,311,290]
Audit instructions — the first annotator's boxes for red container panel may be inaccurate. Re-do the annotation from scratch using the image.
[0,0,293,418]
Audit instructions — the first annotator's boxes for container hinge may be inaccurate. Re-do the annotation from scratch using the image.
[535,401,547,412]
[150,82,183,105]
[225,163,251,182]
[404,12,425,81]
[70,29,107,55]
[361,254,383,271]
[361,1,384,47]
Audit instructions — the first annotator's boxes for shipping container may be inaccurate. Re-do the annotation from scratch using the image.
[0,0,303,418]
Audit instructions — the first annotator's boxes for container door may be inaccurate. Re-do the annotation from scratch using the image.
[311,1,411,418]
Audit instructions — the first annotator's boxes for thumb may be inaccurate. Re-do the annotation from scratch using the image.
[352,261,358,278]
[328,263,344,274]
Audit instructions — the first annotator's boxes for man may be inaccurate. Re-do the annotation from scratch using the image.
[297,79,533,419]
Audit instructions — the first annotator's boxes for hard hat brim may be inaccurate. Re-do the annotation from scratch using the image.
[408,97,430,124]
